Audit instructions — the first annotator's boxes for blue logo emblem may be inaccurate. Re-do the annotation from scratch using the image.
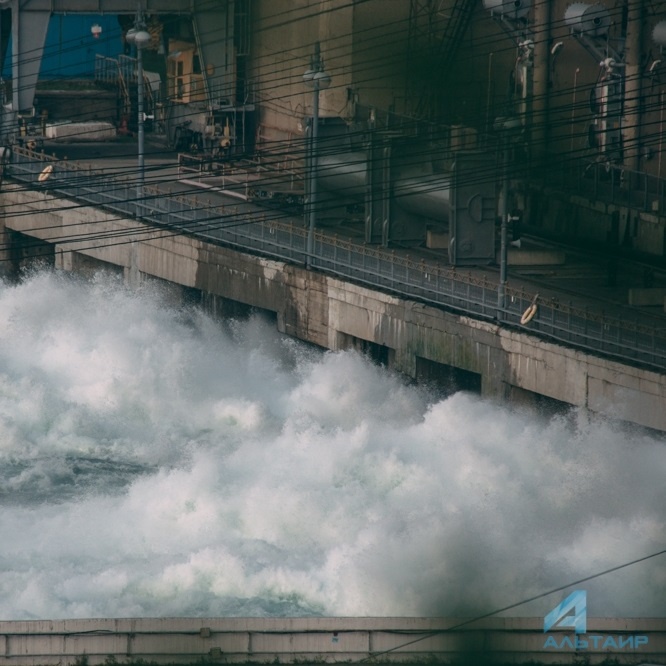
[542,590,648,650]
[544,590,587,634]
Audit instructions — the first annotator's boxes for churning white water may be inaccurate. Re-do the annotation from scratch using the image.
[0,269,664,621]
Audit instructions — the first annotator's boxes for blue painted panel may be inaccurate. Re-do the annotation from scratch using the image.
[3,14,124,78]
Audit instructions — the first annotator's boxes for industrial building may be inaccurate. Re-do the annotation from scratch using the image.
[3,1,666,248]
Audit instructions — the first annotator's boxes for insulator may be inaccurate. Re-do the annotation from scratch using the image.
[483,0,530,21]
[564,3,611,37]
[652,20,666,47]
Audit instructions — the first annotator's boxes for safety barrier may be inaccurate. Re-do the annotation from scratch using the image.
[8,147,666,373]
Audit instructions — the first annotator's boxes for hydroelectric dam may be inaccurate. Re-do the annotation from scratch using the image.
[2,145,666,433]
[1,0,666,663]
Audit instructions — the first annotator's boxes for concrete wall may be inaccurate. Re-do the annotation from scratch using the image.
[3,183,666,431]
[350,0,409,114]
[245,0,666,258]
[251,0,353,144]
[0,617,664,665]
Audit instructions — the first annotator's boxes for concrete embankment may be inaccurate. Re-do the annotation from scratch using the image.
[2,184,666,431]
[1,617,665,665]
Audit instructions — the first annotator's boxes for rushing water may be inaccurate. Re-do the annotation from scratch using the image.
[0,269,664,620]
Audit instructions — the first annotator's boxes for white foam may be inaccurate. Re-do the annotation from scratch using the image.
[0,269,664,620]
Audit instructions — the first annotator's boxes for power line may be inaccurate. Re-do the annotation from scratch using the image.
[8,78,663,206]
[3,100,662,255]
[0,0,631,128]
[361,546,666,662]
[0,1,662,266]
[0,0,642,161]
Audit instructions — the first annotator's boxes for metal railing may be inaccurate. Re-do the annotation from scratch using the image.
[94,55,117,85]
[94,54,154,121]
[8,147,666,373]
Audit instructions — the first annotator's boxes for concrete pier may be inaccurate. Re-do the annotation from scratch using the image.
[2,183,666,431]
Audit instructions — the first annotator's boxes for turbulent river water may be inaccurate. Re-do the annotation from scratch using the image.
[0,269,664,620]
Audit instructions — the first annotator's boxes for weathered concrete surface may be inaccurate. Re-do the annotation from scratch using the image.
[3,184,666,431]
[0,617,664,665]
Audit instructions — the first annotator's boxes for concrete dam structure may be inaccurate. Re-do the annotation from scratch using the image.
[1,0,666,432]
[1,616,665,665]
[1,152,666,432]
[1,2,666,664]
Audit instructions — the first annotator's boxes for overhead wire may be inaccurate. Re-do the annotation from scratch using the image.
[361,546,666,662]
[6,82,661,204]
[3,76,657,210]
[0,0,661,263]
[6,104,660,260]
[0,0,632,171]
[1,0,628,126]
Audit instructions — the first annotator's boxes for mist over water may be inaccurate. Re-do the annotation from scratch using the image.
[0,269,664,621]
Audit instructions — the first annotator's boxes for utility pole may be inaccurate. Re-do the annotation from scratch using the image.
[495,117,521,316]
[125,3,151,211]
[302,43,331,269]
[623,0,644,173]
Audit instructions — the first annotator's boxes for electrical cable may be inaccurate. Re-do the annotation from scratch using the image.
[0,1,661,266]
[5,101,660,221]
[1,2,636,173]
[2,0,628,131]
[361,546,666,662]
[7,94,661,216]
[2,104,660,256]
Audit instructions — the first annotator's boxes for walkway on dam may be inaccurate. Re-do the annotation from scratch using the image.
[11,134,666,374]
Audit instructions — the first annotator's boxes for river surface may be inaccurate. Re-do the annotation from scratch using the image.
[0,269,664,620]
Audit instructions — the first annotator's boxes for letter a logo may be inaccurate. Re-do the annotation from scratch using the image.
[544,590,587,634]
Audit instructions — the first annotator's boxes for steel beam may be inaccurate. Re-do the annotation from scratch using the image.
[12,3,49,112]
[192,0,233,107]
